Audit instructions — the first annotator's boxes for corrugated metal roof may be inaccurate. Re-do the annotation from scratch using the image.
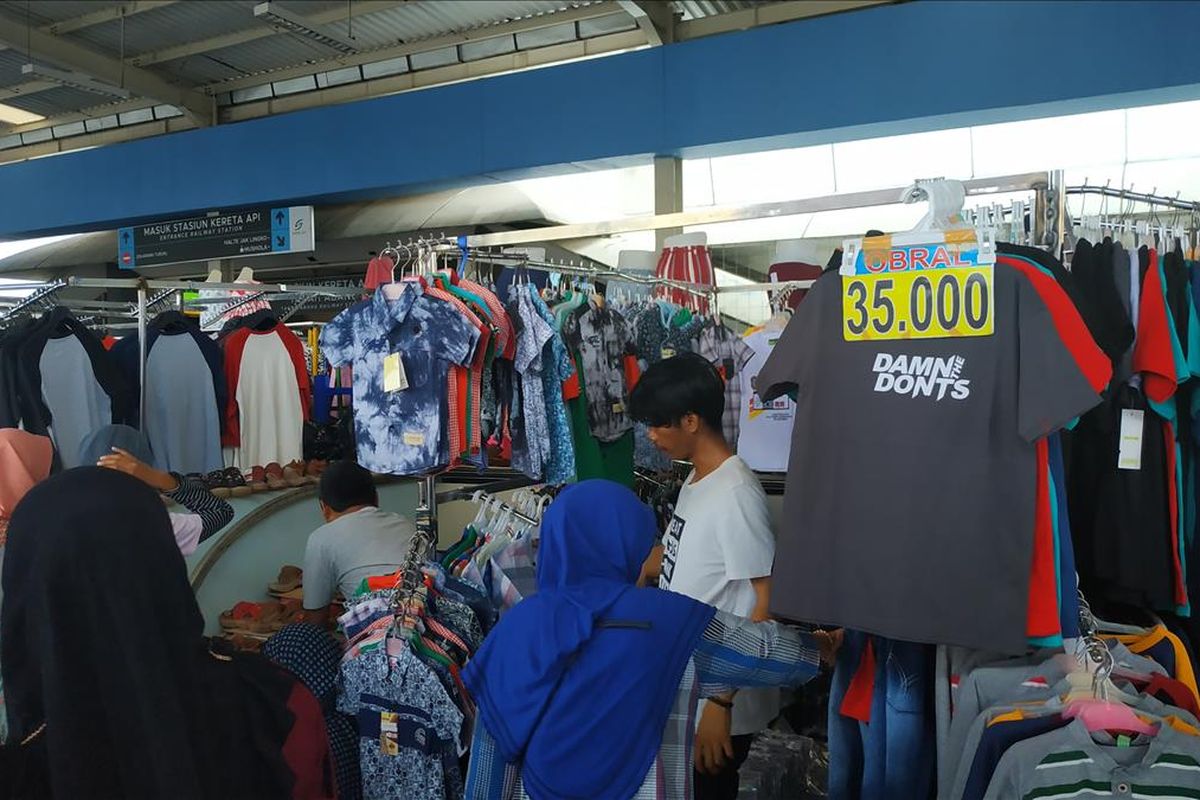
[4,85,111,117]
[0,0,799,145]
[69,2,263,59]
[193,34,339,81]
[148,1,601,84]
[0,0,110,26]
[674,0,767,20]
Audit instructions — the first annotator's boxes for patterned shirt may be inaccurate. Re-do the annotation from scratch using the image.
[631,305,705,470]
[528,289,576,484]
[561,302,634,443]
[465,610,821,799]
[321,285,479,475]
[337,646,465,800]
[510,290,556,479]
[695,325,754,448]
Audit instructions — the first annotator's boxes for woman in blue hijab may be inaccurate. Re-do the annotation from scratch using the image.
[463,480,830,800]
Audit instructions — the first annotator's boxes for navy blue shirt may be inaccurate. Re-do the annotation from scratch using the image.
[962,714,1069,800]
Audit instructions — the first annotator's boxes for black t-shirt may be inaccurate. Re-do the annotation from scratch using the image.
[756,256,1109,652]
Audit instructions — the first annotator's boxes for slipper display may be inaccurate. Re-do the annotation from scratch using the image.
[268,565,303,594]
[219,601,264,633]
[223,467,253,498]
[281,461,310,487]
[206,469,233,499]
[263,463,288,491]
[245,465,269,493]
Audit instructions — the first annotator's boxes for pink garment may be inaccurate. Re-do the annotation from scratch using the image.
[0,429,53,545]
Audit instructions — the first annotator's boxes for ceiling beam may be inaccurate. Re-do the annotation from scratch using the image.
[45,1,179,36]
[130,0,413,66]
[0,17,213,125]
[201,3,624,94]
[617,1,674,45]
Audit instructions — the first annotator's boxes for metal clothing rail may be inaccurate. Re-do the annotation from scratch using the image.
[1066,183,1200,213]
[459,172,1053,248]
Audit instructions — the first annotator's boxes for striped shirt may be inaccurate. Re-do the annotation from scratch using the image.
[464,610,821,799]
[983,717,1200,800]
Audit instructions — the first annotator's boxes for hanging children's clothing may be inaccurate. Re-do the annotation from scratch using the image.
[736,323,795,473]
[223,321,311,469]
[112,311,226,474]
[7,307,132,468]
[320,284,480,476]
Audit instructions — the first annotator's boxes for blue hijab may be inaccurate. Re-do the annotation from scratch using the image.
[462,480,716,800]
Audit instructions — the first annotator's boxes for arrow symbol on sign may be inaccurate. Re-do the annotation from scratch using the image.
[121,231,130,244]
[275,211,285,225]
[276,235,285,247]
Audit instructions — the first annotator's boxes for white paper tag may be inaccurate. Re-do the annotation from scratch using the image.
[384,352,408,393]
[1117,409,1144,470]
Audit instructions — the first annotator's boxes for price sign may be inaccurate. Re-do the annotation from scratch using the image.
[840,231,995,342]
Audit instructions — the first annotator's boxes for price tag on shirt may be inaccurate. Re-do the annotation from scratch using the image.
[380,711,400,756]
[1117,409,1144,470]
[841,233,996,342]
[383,352,408,393]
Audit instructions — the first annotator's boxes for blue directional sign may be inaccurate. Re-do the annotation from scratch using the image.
[117,205,314,270]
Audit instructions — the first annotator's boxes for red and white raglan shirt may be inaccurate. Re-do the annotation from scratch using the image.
[222,323,312,469]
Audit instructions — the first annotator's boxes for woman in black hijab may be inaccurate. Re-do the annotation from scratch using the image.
[0,467,336,800]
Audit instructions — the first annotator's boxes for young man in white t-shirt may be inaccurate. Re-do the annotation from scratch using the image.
[629,352,777,800]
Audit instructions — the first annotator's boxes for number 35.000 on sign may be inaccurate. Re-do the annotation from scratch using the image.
[842,267,993,342]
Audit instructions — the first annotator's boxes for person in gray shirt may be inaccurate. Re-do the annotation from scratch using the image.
[301,461,415,625]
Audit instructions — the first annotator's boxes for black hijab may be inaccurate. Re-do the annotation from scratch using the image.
[1,467,311,800]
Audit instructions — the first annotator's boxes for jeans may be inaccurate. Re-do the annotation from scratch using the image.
[827,631,935,800]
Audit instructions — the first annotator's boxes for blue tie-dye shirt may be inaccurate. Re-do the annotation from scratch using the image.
[321,284,479,475]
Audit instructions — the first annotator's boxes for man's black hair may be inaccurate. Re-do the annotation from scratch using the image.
[628,352,725,433]
[318,460,379,512]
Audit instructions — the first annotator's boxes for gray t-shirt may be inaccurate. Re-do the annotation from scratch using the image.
[755,262,1107,652]
[40,335,112,469]
[302,507,415,609]
[145,332,223,474]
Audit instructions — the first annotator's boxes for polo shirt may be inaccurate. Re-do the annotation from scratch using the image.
[983,718,1200,800]
[321,284,479,475]
[756,257,1110,652]
[953,695,1199,800]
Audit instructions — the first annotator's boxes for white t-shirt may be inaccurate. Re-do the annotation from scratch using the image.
[659,455,779,735]
[736,327,795,472]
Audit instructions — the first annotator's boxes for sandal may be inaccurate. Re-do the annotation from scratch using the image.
[305,459,328,481]
[206,469,233,499]
[223,467,253,498]
[268,565,303,594]
[219,601,263,633]
[282,461,310,487]
[264,463,288,491]
[245,465,269,493]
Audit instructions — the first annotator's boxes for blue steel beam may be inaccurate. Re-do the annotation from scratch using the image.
[0,0,1197,238]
